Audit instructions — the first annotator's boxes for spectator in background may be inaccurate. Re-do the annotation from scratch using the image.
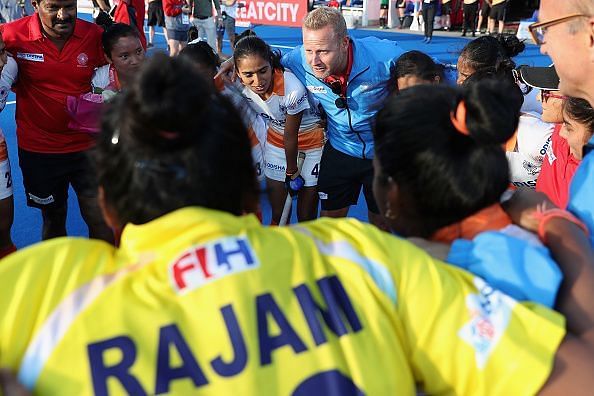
[421,0,437,43]
[0,0,33,23]
[189,0,220,52]
[113,0,147,48]
[487,0,506,35]
[461,0,478,37]
[440,0,451,31]
[394,50,444,91]
[379,0,388,29]
[476,0,490,34]
[147,0,168,48]
[396,0,407,28]
[164,0,190,55]
[0,0,113,242]
[217,0,243,55]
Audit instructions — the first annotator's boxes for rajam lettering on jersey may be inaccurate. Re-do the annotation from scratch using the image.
[87,275,363,395]
[169,236,259,294]
[16,52,44,62]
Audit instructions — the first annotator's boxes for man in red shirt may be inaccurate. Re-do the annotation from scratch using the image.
[0,0,114,242]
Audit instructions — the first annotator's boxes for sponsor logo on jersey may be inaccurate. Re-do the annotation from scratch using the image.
[458,277,515,369]
[307,86,327,94]
[16,53,44,62]
[318,192,328,200]
[169,236,259,294]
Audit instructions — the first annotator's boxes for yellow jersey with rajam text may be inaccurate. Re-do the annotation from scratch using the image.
[0,208,565,395]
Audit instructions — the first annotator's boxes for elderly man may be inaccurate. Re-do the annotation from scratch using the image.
[529,0,594,247]
[0,0,113,242]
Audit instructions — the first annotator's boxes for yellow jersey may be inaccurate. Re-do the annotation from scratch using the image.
[0,208,565,395]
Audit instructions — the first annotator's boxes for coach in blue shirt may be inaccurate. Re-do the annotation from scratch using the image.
[282,7,403,228]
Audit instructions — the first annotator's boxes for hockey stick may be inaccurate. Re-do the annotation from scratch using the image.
[279,152,306,226]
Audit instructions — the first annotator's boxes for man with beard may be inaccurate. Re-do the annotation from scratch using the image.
[0,0,114,243]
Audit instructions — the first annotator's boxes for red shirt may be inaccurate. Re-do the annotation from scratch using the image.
[163,0,185,16]
[536,124,581,208]
[0,15,105,153]
[113,0,147,49]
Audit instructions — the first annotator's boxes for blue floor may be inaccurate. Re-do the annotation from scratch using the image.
[3,13,551,248]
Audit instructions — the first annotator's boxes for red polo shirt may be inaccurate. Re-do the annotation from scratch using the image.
[0,15,105,153]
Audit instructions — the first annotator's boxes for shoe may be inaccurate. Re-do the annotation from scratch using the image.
[147,42,154,48]
[422,37,428,43]
[461,31,466,37]
[472,32,476,37]
[426,37,432,44]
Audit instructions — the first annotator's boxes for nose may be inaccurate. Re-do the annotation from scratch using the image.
[57,7,66,19]
[312,52,321,65]
[253,74,261,86]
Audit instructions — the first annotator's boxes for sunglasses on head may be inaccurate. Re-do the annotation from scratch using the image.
[541,91,567,103]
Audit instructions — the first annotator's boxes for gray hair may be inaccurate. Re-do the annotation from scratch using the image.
[568,0,594,33]
[303,7,348,39]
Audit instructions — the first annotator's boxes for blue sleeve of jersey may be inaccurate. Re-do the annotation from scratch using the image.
[446,232,562,308]
[567,150,594,247]
[281,47,306,80]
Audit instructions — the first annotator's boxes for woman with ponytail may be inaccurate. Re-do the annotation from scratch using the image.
[373,80,562,307]
[457,35,555,188]
[234,35,325,225]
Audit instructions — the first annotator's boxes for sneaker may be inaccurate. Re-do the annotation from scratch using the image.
[147,42,154,48]
[426,37,432,44]
[461,31,466,37]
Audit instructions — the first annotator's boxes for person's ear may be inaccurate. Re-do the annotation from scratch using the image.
[105,54,113,64]
[341,35,350,51]
[98,186,120,232]
[31,0,39,11]
[383,177,400,220]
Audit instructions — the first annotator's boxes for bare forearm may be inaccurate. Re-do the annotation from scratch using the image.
[545,218,594,343]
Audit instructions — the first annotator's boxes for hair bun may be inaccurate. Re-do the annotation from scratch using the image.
[463,79,522,146]
[130,53,215,147]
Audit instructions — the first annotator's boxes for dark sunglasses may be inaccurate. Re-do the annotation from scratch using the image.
[328,79,347,109]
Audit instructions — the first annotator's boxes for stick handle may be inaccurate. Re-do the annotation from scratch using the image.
[279,152,306,226]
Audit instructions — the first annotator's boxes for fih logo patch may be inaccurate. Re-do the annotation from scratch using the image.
[169,236,259,294]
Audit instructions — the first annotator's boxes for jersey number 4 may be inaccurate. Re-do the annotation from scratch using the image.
[311,163,319,177]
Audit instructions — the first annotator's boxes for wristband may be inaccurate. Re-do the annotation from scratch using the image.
[534,207,589,243]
